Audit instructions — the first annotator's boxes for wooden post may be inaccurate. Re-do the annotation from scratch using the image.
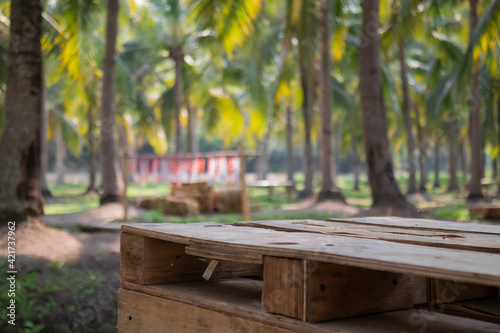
[239,143,250,221]
[123,152,129,223]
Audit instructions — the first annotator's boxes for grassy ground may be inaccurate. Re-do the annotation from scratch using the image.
[43,172,485,222]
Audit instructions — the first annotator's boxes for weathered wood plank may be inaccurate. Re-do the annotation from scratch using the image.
[118,281,500,333]
[119,280,335,333]
[121,223,500,287]
[326,217,500,235]
[118,288,294,333]
[234,220,500,253]
[185,246,263,264]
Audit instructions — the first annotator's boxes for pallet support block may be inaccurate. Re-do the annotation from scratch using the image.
[120,232,263,285]
[262,256,425,322]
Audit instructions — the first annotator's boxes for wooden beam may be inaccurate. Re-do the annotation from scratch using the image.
[185,246,263,264]
[239,142,250,221]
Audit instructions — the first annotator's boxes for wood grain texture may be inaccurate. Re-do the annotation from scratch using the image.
[121,223,500,287]
[262,257,305,320]
[235,219,500,253]
[326,217,500,235]
[118,281,500,333]
[118,288,293,333]
[185,246,263,264]
[305,261,424,322]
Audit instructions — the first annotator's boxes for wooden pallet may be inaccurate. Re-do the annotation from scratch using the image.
[118,217,500,332]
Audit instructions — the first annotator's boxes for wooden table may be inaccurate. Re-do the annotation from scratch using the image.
[118,217,500,332]
[247,180,295,200]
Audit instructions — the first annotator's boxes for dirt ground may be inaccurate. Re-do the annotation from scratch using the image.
[0,218,120,333]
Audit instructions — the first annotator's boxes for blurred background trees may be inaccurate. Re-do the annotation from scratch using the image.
[0,0,499,221]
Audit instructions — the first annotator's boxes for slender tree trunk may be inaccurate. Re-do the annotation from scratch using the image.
[186,95,195,154]
[55,124,66,184]
[497,94,500,195]
[351,135,360,191]
[286,102,294,183]
[433,141,441,189]
[460,141,468,187]
[481,131,485,179]
[318,0,344,202]
[492,158,497,180]
[468,0,483,200]
[192,107,198,154]
[398,42,417,194]
[86,107,97,193]
[414,103,427,192]
[447,116,459,192]
[256,118,272,180]
[298,46,314,198]
[359,0,412,210]
[40,76,52,197]
[0,0,44,222]
[99,0,123,205]
[172,45,184,154]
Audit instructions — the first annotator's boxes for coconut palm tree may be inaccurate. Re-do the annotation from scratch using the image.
[0,0,44,222]
[359,0,413,210]
[99,0,124,204]
[467,0,483,200]
[318,0,345,202]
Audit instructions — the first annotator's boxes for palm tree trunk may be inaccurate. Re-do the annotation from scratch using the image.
[481,132,486,179]
[398,42,417,194]
[186,96,195,154]
[298,46,314,198]
[459,141,468,187]
[447,116,459,192]
[86,107,97,193]
[433,141,441,189]
[318,0,344,202]
[55,124,66,184]
[468,0,483,200]
[286,102,294,183]
[351,135,360,191]
[414,103,427,192]
[256,118,272,180]
[0,0,44,222]
[172,45,184,154]
[492,158,497,180]
[99,0,123,205]
[41,76,52,197]
[497,94,500,195]
[359,0,411,210]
